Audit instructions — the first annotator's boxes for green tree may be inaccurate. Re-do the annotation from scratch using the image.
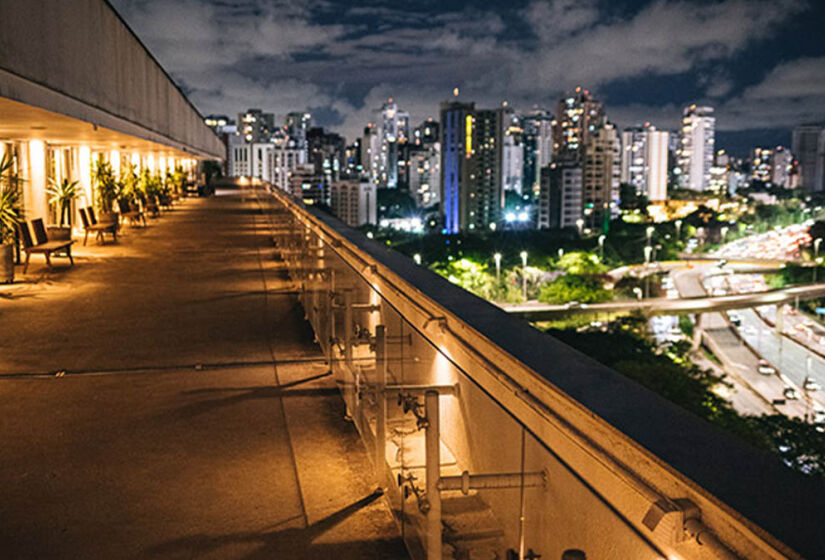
[538,274,611,304]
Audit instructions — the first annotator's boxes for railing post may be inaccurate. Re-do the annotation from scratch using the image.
[327,270,336,371]
[344,290,353,367]
[425,390,442,560]
[375,325,387,475]
[775,304,784,334]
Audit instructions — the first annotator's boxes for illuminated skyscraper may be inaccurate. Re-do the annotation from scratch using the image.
[237,108,275,143]
[440,101,475,233]
[620,125,669,202]
[522,109,554,197]
[677,105,715,191]
[377,99,409,189]
[582,123,620,232]
[552,87,605,160]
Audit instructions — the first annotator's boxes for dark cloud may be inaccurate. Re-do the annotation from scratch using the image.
[111,0,822,148]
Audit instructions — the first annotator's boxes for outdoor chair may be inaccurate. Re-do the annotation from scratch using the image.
[87,206,117,227]
[144,194,160,218]
[17,218,74,273]
[119,198,146,227]
[79,207,117,245]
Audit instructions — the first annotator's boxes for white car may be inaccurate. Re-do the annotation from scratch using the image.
[757,360,776,375]
[783,387,799,400]
[804,378,820,392]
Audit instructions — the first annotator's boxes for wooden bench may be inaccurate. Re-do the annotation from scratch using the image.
[118,198,146,227]
[18,218,74,273]
[79,207,117,245]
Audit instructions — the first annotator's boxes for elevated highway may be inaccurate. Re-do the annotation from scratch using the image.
[501,283,825,320]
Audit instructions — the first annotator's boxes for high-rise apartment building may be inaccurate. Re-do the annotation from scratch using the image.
[771,147,794,188]
[522,110,554,197]
[677,105,715,191]
[582,123,620,232]
[620,125,669,202]
[792,125,825,191]
[237,109,275,143]
[284,112,311,152]
[750,147,774,183]
[329,179,377,227]
[409,143,441,208]
[501,109,524,194]
[552,87,605,160]
[538,161,582,230]
[362,124,382,186]
[376,99,409,189]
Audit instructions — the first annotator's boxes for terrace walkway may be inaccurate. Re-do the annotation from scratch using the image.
[0,188,406,559]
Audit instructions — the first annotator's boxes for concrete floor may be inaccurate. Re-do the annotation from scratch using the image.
[0,189,406,559]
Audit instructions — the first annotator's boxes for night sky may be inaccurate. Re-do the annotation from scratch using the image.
[110,0,825,156]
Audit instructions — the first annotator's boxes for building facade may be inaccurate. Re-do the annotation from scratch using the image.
[329,179,377,227]
[792,125,824,191]
[538,161,582,230]
[620,125,669,202]
[678,105,715,191]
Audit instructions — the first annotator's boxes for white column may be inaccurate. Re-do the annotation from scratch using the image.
[27,140,48,221]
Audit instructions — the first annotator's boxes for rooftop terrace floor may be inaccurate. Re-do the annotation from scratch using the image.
[0,188,406,559]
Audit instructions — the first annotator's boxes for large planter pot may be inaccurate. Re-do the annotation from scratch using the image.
[1,243,13,284]
[47,226,72,241]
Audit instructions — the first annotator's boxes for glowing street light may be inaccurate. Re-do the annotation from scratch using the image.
[520,251,528,301]
[413,253,422,265]
[576,218,584,236]
[675,219,682,240]
[720,226,729,242]
[646,226,655,244]
[494,252,502,282]
[598,234,606,260]
[633,287,643,300]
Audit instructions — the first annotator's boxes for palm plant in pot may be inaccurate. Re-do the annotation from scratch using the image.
[92,158,120,226]
[0,153,23,283]
[46,177,80,241]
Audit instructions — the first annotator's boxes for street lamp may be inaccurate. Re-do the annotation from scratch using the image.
[598,234,606,260]
[494,252,502,282]
[644,245,652,265]
[633,287,643,300]
[413,253,422,265]
[646,226,655,245]
[576,218,584,236]
[675,219,682,240]
[520,251,528,301]
[720,226,729,243]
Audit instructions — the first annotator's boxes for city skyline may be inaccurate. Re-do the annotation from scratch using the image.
[109,0,825,156]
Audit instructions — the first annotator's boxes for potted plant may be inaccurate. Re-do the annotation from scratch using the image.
[46,177,79,241]
[0,153,22,283]
[92,158,120,225]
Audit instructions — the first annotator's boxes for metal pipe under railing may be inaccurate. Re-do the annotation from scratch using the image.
[438,471,546,495]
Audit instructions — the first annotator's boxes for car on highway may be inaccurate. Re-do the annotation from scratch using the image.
[757,360,776,375]
[783,387,799,400]
[729,313,742,327]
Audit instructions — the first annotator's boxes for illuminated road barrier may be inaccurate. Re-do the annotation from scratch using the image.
[256,182,825,560]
